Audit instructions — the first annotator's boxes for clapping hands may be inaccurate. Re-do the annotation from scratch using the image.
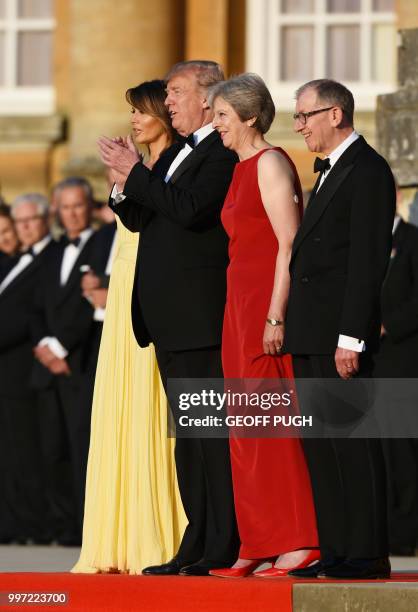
[98,135,142,192]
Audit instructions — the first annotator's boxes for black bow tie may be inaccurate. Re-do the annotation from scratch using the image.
[314,157,331,174]
[185,134,196,149]
[63,235,81,248]
[25,247,35,257]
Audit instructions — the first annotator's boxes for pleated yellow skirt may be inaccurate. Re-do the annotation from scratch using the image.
[72,220,186,574]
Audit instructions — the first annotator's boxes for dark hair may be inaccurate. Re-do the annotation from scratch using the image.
[0,204,11,219]
[296,79,355,125]
[126,79,175,145]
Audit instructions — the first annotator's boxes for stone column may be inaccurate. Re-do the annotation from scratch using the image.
[377,1,418,222]
[64,0,183,197]
[185,0,228,69]
[376,24,418,222]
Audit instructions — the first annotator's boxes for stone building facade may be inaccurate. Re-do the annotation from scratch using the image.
[0,0,417,203]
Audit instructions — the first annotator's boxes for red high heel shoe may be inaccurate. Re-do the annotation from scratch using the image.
[254,550,320,578]
[210,560,272,578]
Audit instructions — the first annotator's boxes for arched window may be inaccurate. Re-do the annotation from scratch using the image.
[0,0,55,114]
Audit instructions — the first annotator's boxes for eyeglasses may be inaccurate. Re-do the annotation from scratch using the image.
[293,106,335,125]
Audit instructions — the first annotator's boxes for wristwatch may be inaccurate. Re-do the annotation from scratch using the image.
[266,318,283,326]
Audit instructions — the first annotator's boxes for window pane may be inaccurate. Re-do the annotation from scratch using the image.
[372,0,394,10]
[327,0,360,12]
[18,0,53,18]
[0,32,4,85]
[327,26,360,80]
[282,0,313,13]
[281,26,314,81]
[372,24,396,81]
[17,31,52,85]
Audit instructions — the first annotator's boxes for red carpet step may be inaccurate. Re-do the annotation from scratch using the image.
[0,572,417,612]
[0,573,292,612]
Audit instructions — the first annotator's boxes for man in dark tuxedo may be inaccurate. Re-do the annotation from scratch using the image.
[284,79,395,579]
[374,204,418,555]
[0,194,54,543]
[31,177,97,543]
[98,60,239,576]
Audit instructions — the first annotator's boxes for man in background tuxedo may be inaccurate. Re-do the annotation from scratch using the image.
[0,194,54,543]
[98,60,239,576]
[31,177,96,543]
[374,194,418,555]
[284,79,395,579]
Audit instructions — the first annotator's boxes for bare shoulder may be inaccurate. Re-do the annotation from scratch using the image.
[257,148,294,182]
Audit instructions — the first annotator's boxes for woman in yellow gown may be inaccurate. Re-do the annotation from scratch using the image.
[72,80,186,574]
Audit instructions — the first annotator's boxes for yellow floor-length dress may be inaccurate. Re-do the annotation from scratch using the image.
[72,218,186,574]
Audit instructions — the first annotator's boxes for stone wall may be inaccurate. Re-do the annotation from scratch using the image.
[377,27,418,224]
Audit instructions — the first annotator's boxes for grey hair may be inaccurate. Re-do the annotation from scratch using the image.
[11,193,49,218]
[53,177,94,204]
[295,79,355,125]
[208,72,276,134]
[165,60,224,92]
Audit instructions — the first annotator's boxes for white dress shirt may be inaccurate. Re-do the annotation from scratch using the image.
[317,130,360,192]
[93,229,117,322]
[164,123,214,183]
[60,227,93,285]
[315,131,365,352]
[0,234,52,294]
[39,227,93,359]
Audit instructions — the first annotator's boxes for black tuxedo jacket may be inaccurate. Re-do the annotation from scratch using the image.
[113,131,237,351]
[0,241,56,398]
[284,135,396,355]
[88,221,116,288]
[374,219,418,376]
[30,232,97,389]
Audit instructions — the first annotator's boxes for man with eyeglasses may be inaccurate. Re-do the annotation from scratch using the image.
[0,194,54,544]
[284,79,395,579]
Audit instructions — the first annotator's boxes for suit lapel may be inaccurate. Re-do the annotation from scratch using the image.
[169,131,219,184]
[292,136,366,262]
[0,241,54,297]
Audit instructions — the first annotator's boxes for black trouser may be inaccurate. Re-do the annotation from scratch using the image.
[155,345,239,565]
[0,394,48,542]
[37,385,78,542]
[382,438,418,553]
[292,354,388,559]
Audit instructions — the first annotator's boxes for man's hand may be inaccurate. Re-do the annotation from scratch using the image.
[48,358,71,376]
[98,135,141,191]
[335,347,360,380]
[34,345,56,367]
[81,271,101,292]
[86,288,108,309]
[380,324,387,337]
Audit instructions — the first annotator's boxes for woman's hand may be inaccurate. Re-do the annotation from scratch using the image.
[263,322,284,355]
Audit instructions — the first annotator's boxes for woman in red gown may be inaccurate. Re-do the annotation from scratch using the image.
[209,74,318,577]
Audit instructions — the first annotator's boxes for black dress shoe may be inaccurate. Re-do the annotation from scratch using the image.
[289,557,344,578]
[180,562,227,577]
[318,557,391,579]
[142,558,193,576]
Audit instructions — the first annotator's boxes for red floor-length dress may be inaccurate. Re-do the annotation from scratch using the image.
[221,148,318,558]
